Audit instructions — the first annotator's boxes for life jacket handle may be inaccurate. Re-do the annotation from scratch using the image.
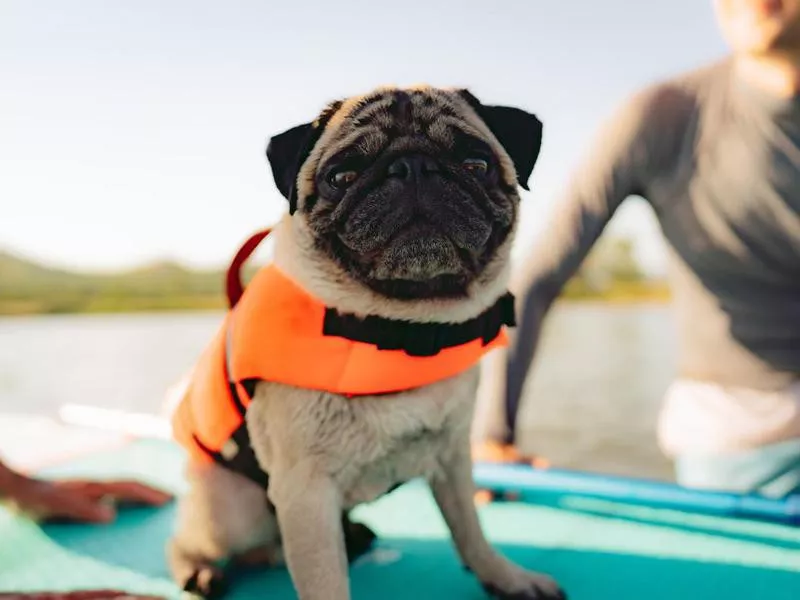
[225,228,273,309]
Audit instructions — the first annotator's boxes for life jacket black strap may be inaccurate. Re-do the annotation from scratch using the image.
[194,313,270,490]
[191,422,269,490]
[322,292,516,357]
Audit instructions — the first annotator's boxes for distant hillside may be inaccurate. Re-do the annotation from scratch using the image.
[561,237,671,304]
[0,250,77,287]
[0,250,258,315]
[0,236,670,316]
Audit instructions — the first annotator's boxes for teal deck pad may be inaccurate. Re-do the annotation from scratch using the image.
[0,439,798,599]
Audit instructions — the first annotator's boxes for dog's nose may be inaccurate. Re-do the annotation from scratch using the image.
[387,154,440,181]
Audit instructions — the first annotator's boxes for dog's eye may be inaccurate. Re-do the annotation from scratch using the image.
[329,170,358,189]
[462,158,488,175]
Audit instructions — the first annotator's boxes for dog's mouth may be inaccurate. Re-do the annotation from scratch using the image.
[338,220,466,280]
[325,217,488,300]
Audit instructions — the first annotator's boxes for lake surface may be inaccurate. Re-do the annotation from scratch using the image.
[0,303,677,481]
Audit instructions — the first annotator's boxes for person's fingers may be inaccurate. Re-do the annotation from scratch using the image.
[97,481,172,506]
[42,489,116,523]
[56,480,172,506]
[474,489,495,505]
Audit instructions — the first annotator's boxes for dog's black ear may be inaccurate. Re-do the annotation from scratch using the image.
[266,100,343,213]
[458,90,543,191]
[266,122,316,209]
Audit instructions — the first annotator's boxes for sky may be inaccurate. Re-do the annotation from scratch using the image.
[0,0,729,275]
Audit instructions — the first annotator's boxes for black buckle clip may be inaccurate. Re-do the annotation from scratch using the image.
[403,324,443,357]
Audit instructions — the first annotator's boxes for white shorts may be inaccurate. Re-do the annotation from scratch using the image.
[657,378,800,457]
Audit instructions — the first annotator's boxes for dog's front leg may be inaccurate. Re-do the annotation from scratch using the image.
[430,442,566,600]
[268,460,351,600]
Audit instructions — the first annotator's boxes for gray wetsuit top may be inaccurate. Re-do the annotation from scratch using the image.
[505,58,800,424]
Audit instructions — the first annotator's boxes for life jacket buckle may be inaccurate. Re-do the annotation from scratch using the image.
[404,325,443,357]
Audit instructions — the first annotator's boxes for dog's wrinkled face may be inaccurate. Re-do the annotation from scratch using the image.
[267,86,542,300]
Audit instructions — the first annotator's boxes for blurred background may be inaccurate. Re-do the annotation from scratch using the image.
[1,1,729,481]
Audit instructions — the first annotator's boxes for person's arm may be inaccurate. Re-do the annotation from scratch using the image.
[0,457,172,523]
[478,84,688,445]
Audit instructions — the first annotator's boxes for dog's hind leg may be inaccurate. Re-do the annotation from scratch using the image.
[167,461,280,599]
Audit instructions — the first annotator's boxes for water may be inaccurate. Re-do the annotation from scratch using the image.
[514,303,676,482]
[0,304,677,481]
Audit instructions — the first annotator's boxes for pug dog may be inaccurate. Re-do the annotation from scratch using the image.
[166,85,565,600]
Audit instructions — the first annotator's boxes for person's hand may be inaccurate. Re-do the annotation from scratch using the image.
[471,441,550,505]
[3,473,172,524]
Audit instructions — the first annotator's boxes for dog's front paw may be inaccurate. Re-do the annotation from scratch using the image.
[183,566,227,600]
[480,566,566,600]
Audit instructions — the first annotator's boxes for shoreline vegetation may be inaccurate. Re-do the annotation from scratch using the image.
[0,237,670,316]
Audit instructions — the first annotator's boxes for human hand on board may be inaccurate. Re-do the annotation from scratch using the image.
[0,459,172,523]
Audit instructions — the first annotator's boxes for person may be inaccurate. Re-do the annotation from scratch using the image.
[0,457,171,523]
[472,0,800,499]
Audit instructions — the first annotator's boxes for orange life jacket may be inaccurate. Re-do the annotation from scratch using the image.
[171,227,516,485]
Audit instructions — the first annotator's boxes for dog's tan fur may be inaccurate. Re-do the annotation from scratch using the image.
[167,86,561,600]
